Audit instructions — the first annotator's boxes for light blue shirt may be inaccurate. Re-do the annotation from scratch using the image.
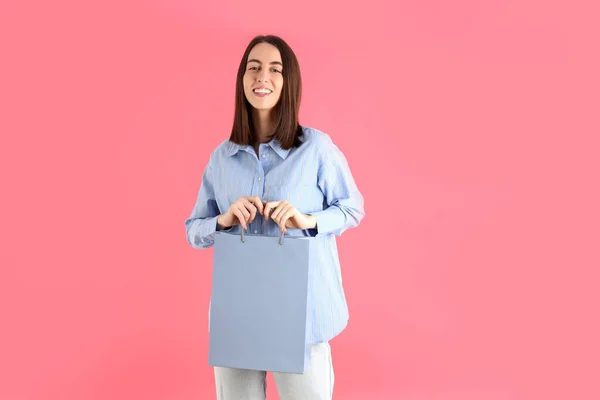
[185,126,365,343]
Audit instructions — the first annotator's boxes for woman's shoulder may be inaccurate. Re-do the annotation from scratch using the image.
[206,139,236,166]
[300,125,335,147]
[300,126,348,164]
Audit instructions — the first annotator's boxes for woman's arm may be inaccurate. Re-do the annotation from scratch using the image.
[309,135,365,236]
[185,162,225,249]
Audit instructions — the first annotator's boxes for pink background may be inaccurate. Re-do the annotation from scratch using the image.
[2,0,599,399]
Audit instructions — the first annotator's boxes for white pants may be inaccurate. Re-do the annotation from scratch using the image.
[214,342,334,400]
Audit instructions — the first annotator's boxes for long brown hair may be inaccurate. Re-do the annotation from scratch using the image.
[230,35,303,150]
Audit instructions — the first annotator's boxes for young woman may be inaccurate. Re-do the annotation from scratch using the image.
[185,35,365,400]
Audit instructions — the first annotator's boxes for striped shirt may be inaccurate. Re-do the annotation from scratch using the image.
[185,126,365,343]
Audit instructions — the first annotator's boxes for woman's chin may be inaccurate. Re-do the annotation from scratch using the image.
[250,103,276,112]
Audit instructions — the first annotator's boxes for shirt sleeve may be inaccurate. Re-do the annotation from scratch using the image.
[309,135,365,236]
[184,162,225,249]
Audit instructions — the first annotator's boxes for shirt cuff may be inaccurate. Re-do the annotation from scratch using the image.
[215,217,234,233]
[309,207,343,236]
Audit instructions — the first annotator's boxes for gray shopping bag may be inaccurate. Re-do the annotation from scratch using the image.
[208,229,315,374]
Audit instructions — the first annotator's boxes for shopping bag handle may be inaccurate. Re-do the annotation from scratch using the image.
[240,227,285,245]
[240,204,286,245]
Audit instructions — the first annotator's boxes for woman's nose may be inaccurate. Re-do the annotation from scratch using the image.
[257,71,269,83]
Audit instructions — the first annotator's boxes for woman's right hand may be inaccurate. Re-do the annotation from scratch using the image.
[217,196,265,231]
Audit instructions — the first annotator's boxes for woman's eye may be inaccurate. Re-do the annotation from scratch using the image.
[272,68,281,73]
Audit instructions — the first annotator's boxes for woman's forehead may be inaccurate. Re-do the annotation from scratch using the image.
[248,43,282,63]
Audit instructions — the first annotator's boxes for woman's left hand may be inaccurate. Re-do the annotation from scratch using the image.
[264,200,317,233]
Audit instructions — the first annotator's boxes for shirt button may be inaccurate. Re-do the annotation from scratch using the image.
[261,154,266,159]
[258,177,262,181]
[254,230,258,234]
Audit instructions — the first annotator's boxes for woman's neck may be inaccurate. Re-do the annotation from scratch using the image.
[252,109,276,144]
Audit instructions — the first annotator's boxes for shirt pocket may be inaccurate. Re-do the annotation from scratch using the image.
[263,184,324,215]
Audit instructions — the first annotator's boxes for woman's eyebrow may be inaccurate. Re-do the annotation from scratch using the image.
[247,59,283,67]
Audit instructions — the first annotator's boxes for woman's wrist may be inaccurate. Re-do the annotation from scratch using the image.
[305,214,317,230]
[216,215,230,231]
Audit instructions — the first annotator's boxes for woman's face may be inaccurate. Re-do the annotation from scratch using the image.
[243,43,284,113]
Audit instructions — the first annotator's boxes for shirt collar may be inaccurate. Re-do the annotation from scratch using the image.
[226,141,250,156]
[226,139,291,160]
[267,139,291,160]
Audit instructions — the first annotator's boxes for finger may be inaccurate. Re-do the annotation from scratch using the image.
[272,202,290,223]
[238,203,251,222]
[241,199,257,222]
[234,204,250,226]
[263,202,273,220]
[231,206,247,230]
[279,208,296,233]
[264,201,280,220]
[269,204,280,221]
[248,196,264,215]
[271,202,288,222]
